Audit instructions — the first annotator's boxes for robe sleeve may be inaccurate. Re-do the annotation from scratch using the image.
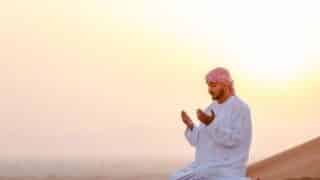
[204,106,249,148]
[184,125,200,147]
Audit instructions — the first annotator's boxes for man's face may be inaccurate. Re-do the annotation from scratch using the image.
[207,81,225,100]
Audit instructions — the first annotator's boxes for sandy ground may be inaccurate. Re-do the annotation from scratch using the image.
[247,137,320,180]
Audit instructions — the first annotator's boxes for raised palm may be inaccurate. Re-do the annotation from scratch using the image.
[181,110,194,129]
[196,109,215,125]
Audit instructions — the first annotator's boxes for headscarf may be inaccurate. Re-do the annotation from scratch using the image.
[205,67,236,96]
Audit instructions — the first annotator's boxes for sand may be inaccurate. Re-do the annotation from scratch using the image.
[247,136,320,180]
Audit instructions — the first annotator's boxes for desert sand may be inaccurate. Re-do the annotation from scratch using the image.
[247,136,320,180]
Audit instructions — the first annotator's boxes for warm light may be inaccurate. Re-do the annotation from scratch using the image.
[237,58,305,82]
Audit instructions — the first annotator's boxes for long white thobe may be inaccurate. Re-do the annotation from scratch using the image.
[169,95,252,180]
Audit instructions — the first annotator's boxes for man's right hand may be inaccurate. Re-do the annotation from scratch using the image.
[181,110,194,130]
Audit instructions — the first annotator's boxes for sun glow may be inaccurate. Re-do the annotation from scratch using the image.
[237,58,305,82]
[94,1,311,79]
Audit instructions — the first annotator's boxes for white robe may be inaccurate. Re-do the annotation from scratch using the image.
[169,95,252,180]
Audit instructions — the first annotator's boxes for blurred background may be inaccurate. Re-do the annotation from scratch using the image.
[1,0,320,178]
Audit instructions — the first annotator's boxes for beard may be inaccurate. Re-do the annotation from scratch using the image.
[211,89,225,100]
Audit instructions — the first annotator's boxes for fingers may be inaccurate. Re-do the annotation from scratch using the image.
[196,108,215,123]
[181,110,186,120]
[196,108,205,116]
[181,110,186,115]
[197,108,210,118]
[181,110,192,123]
[196,109,208,124]
[181,110,188,118]
[181,111,187,122]
[182,107,215,127]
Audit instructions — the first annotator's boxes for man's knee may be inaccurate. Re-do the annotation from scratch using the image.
[168,170,191,180]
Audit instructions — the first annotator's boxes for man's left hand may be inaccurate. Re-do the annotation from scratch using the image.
[196,109,215,125]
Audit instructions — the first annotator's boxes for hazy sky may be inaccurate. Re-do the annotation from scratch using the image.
[1,0,320,164]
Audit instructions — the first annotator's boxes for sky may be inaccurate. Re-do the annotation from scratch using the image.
[1,0,320,164]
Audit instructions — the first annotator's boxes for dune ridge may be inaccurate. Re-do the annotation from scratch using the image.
[247,136,320,180]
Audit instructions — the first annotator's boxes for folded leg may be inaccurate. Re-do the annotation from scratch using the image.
[169,164,211,180]
[169,164,198,180]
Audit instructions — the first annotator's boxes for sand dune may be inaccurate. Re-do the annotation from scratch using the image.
[247,136,320,180]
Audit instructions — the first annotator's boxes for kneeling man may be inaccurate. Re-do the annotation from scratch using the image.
[169,67,252,180]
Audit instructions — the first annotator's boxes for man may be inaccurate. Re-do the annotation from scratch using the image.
[169,67,252,180]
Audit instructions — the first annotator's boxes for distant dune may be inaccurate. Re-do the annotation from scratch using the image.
[247,136,320,180]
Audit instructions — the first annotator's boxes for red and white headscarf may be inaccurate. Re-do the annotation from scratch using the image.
[205,67,236,96]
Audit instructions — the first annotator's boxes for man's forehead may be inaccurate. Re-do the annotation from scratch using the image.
[207,81,219,84]
[207,81,220,86]
[207,81,227,87]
